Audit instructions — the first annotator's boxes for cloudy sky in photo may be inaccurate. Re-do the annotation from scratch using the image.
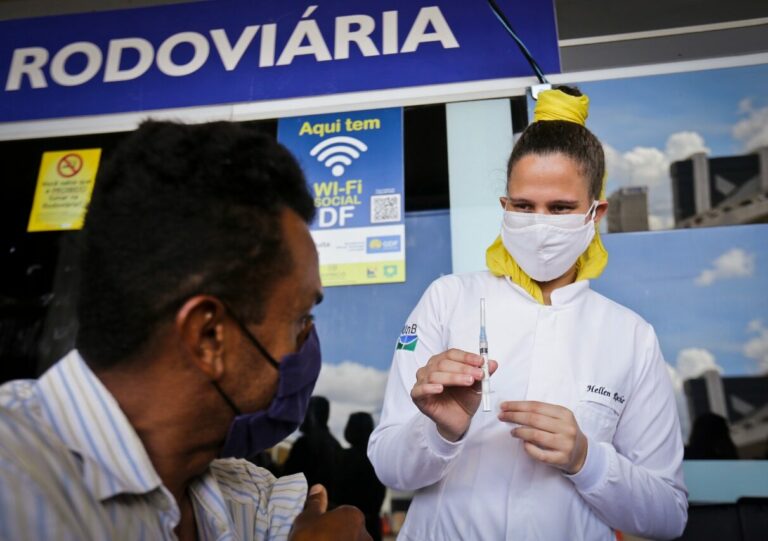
[580,62,768,230]
[597,223,768,389]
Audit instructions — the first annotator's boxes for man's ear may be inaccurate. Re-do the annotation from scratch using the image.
[593,200,609,224]
[175,296,227,380]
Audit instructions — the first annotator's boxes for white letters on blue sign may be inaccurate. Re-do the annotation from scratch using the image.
[4,5,460,92]
[401,6,458,53]
[277,6,333,66]
[51,42,102,87]
[7,48,48,89]
[104,38,154,82]
[318,206,355,227]
[210,26,260,71]
[157,32,210,77]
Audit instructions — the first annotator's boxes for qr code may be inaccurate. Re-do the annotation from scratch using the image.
[371,194,402,223]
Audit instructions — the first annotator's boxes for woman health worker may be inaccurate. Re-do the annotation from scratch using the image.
[368,88,688,540]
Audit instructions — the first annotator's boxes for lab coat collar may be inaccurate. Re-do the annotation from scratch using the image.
[504,276,590,307]
[550,280,591,306]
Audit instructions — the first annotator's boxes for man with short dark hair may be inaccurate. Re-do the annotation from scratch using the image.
[0,120,370,541]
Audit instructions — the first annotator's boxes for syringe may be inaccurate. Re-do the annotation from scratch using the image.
[479,298,491,412]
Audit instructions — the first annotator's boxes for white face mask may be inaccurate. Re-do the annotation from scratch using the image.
[501,201,598,282]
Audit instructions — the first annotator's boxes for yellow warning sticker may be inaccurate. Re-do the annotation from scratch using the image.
[27,149,101,232]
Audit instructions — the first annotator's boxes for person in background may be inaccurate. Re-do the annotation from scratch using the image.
[0,120,370,541]
[368,87,688,540]
[337,412,387,541]
[684,412,738,459]
[283,396,343,505]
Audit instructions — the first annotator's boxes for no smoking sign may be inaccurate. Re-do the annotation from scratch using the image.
[28,148,101,232]
[56,153,83,177]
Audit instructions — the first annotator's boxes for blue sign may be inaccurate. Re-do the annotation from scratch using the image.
[278,107,405,286]
[0,0,560,122]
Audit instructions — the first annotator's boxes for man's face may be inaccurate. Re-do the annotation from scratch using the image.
[227,208,323,413]
[501,153,603,220]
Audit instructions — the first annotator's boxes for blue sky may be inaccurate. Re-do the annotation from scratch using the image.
[580,63,768,156]
[596,224,768,377]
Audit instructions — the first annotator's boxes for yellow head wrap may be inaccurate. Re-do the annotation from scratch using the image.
[533,89,590,124]
[485,88,608,304]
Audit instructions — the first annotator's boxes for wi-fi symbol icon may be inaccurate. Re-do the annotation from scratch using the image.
[310,136,368,177]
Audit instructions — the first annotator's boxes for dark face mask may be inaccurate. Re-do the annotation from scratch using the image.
[216,310,322,458]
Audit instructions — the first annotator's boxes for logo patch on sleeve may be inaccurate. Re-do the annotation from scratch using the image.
[396,323,418,352]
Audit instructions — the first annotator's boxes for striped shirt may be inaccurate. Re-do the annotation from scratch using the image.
[0,350,307,541]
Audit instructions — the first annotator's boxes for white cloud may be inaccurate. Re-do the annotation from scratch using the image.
[738,98,753,114]
[648,214,675,231]
[743,320,768,374]
[603,131,709,230]
[732,101,768,152]
[675,347,723,381]
[621,146,668,187]
[665,131,711,163]
[695,248,756,286]
[313,361,389,444]
[603,143,626,178]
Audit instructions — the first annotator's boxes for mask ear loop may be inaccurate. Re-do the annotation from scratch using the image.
[212,380,242,416]
[585,200,599,223]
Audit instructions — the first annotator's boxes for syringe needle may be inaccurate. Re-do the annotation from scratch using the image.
[480,298,491,412]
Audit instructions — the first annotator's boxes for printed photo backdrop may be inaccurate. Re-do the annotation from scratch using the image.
[581,63,768,232]
[583,62,768,457]
[597,224,767,454]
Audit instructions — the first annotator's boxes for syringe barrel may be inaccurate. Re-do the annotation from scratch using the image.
[480,298,491,411]
[480,353,491,411]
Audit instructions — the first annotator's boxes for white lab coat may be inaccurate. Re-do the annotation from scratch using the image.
[368,271,687,540]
